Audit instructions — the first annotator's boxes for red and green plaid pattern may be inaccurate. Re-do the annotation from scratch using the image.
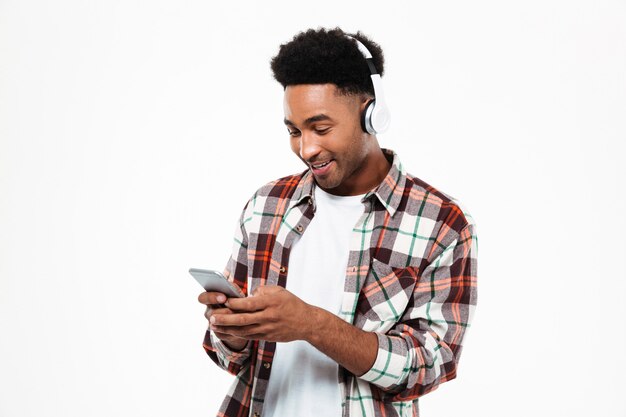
[203,149,478,417]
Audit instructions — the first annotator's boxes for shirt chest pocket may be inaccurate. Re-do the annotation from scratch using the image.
[356,258,417,333]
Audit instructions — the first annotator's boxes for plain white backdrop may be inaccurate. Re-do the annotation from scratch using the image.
[1,1,625,416]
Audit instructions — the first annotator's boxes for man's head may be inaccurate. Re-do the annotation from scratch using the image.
[271,27,385,98]
[270,28,390,196]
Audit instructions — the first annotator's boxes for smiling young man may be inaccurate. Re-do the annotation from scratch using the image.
[197,28,478,417]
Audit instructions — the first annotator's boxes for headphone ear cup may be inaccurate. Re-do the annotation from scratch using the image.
[370,101,391,134]
[361,100,376,134]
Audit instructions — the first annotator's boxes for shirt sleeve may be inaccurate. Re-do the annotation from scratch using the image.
[358,220,478,401]
[202,199,254,376]
[203,329,252,375]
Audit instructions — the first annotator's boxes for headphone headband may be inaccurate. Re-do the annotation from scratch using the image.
[346,35,391,135]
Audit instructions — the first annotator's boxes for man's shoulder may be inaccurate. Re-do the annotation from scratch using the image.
[401,170,476,235]
[381,148,475,235]
[252,170,309,198]
[239,169,309,212]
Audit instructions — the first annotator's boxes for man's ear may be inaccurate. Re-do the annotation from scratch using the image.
[359,94,373,110]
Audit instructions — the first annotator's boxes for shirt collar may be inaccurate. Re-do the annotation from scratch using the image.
[289,148,407,217]
[289,168,316,208]
[366,148,406,217]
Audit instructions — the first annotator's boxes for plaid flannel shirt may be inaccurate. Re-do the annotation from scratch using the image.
[203,149,478,417]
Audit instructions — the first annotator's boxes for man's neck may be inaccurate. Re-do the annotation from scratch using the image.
[322,147,392,196]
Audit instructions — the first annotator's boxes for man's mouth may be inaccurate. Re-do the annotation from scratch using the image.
[311,160,332,169]
[310,159,334,176]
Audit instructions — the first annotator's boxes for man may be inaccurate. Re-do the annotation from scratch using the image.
[197,27,477,417]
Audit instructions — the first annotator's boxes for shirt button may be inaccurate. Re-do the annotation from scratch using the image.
[296,224,304,233]
[351,266,357,272]
[279,265,286,273]
[263,362,271,369]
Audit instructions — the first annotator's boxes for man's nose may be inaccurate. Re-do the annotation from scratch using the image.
[299,132,321,162]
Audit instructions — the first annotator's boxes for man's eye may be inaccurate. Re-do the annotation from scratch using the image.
[288,130,300,137]
[314,128,330,135]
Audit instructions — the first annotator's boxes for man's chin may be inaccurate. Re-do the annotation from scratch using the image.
[313,176,340,191]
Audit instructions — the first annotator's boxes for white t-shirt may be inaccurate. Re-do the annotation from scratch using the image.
[262,185,366,417]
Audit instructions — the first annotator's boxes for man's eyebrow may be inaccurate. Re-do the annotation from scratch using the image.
[283,114,332,127]
[304,114,332,125]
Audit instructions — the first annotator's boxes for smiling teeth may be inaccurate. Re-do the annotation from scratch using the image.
[313,161,330,168]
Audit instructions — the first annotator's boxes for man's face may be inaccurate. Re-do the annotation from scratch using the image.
[283,84,372,196]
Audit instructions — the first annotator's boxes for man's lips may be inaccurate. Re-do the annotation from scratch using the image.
[310,160,332,169]
[310,159,334,175]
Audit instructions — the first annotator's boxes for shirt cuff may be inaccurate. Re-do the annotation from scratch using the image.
[358,332,410,389]
[209,330,251,365]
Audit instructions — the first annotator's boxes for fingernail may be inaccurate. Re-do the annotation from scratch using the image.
[217,295,226,303]
[209,316,216,324]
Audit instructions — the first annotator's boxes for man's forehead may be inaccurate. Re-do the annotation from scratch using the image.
[283,84,354,122]
[284,84,341,103]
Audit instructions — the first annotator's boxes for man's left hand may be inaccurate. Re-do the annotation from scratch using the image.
[209,286,315,343]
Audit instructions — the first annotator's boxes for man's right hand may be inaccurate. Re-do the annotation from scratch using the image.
[198,291,249,352]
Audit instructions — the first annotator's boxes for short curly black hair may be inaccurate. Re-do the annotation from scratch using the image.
[270,27,385,97]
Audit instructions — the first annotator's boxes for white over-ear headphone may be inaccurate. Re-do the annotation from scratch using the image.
[346,35,391,135]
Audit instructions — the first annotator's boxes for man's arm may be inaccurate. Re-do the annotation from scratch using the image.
[211,285,379,376]
[356,221,478,400]
[306,306,379,376]
[212,220,477,399]
[200,199,254,376]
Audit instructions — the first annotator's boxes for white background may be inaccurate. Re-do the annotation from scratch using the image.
[1,1,625,416]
